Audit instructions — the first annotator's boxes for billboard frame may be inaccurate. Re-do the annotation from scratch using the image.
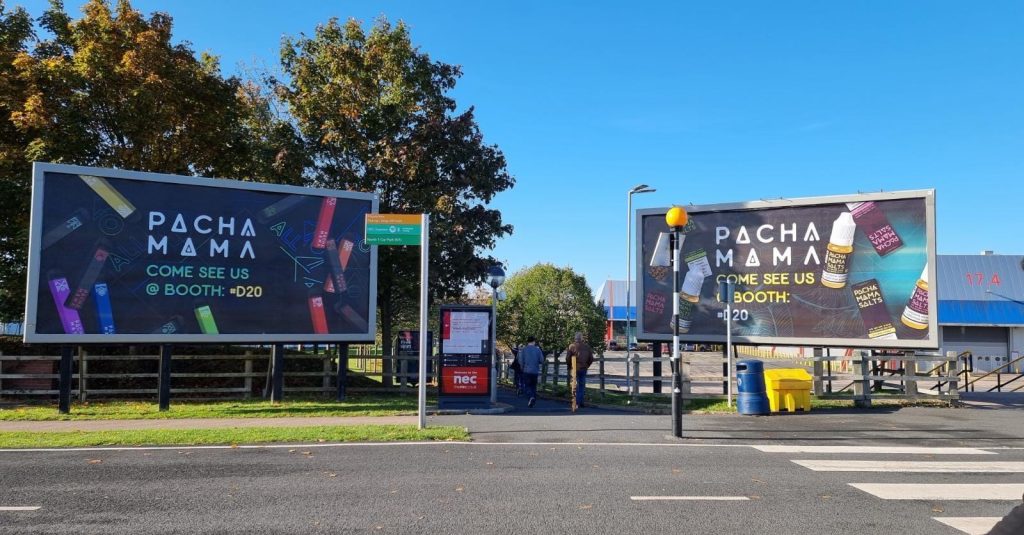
[635,189,938,349]
[24,162,379,344]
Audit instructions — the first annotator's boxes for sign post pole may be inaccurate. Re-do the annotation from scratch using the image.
[418,215,429,429]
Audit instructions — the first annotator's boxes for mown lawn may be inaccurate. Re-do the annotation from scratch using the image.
[0,424,469,449]
[0,394,418,421]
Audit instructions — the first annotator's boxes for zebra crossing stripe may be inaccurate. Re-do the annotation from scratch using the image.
[932,517,1001,535]
[850,483,1024,500]
[794,460,1024,473]
[0,507,41,511]
[754,445,993,455]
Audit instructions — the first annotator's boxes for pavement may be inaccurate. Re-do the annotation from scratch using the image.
[3,387,1023,449]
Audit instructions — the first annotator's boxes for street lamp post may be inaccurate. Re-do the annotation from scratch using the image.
[488,265,506,404]
[666,206,688,438]
[626,184,655,395]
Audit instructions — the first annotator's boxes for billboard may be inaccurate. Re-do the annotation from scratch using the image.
[636,190,937,349]
[24,162,378,343]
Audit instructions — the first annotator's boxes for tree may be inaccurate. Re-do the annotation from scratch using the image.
[276,17,514,369]
[497,264,606,356]
[0,1,34,320]
[0,0,298,320]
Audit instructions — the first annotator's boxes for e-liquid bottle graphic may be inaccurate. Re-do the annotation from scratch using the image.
[900,265,929,331]
[821,212,856,289]
[847,201,903,256]
[677,271,705,333]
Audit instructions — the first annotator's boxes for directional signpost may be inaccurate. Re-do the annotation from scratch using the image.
[366,213,429,429]
[365,214,422,246]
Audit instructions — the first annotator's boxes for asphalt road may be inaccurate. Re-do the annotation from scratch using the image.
[2,392,1024,534]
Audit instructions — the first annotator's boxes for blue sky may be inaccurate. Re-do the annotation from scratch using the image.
[19,1,1024,295]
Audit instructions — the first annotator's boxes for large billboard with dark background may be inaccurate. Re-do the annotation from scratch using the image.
[24,163,377,343]
[636,190,937,349]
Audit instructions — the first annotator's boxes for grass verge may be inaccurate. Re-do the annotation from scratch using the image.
[0,424,469,449]
[0,395,418,421]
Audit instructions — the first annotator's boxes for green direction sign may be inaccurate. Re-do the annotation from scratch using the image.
[365,214,422,246]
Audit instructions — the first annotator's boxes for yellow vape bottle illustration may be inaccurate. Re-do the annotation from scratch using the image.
[900,265,929,331]
[821,212,856,289]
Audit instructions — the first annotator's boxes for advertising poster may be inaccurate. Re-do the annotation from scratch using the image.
[24,163,377,343]
[438,306,492,400]
[636,190,937,349]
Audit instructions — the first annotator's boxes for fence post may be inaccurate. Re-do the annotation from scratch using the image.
[948,350,960,400]
[904,351,918,399]
[337,343,349,401]
[626,352,634,397]
[652,342,663,394]
[158,344,172,411]
[243,351,253,399]
[323,352,332,393]
[78,347,88,402]
[541,355,549,387]
[599,352,605,393]
[854,351,871,408]
[58,346,73,414]
[812,347,823,395]
[553,353,560,387]
[680,358,691,407]
[271,344,285,403]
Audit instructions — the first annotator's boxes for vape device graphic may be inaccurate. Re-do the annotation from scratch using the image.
[311,197,337,250]
[65,241,110,310]
[46,270,85,335]
[80,175,136,218]
[41,208,89,250]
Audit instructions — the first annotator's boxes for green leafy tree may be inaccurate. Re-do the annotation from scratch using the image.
[0,0,298,321]
[276,17,514,371]
[497,264,606,357]
[0,1,34,321]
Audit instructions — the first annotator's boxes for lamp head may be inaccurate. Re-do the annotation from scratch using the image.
[487,265,506,289]
[630,184,649,193]
[665,206,689,229]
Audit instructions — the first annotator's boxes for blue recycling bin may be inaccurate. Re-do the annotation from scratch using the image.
[736,359,770,415]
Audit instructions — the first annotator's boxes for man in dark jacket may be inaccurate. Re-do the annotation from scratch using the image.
[987,494,1024,534]
[566,332,594,409]
[518,337,544,408]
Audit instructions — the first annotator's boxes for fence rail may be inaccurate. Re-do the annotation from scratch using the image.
[2,346,1011,406]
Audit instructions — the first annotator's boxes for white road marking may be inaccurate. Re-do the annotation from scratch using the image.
[630,496,750,501]
[754,445,994,455]
[794,460,1024,473]
[932,517,1002,535]
[0,506,41,511]
[850,483,1024,500]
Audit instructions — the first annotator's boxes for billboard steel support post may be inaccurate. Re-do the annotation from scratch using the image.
[726,304,733,408]
[271,344,284,403]
[159,345,172,411]
[337,343,349,402]
[58,345,72,414]
[418,215,429,429]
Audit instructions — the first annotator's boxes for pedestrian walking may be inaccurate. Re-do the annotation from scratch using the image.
[518,337,544,408]
[566,332,594,410]
[509,345,523,396]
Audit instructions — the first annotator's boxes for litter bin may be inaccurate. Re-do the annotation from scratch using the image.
[763,368,812,412]
[735,360,770,415]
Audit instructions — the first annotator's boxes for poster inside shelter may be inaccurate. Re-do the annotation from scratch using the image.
[25,163,377,342]
[636,191,937,349]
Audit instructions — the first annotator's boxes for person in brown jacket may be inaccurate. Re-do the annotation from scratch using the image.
[566,332,594,409]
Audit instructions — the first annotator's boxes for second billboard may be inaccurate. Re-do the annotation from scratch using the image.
[636,190,937,349]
